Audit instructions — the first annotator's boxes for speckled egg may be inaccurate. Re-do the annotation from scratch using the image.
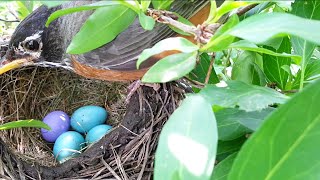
[70,105,108,133]
[85,124,112,144]
[53,131,85,163]
[41,111,70,142]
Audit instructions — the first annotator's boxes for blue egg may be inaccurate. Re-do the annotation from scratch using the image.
[85,125,112,144]
[70,105,108,133]
[53,131,85,163]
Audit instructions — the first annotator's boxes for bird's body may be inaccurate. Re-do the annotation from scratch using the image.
[1,1,211,81]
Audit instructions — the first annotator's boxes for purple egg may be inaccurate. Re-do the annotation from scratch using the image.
[41,111,70,142]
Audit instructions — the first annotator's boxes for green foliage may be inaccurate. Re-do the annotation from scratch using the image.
[67,5,136,54]
[155,94,217,180]
[151,0,173,10]
[211,153,237,180]
[229,78,320,180]
[138,11,155,30]
[169,13,195,36]
[0,120,51,130]
[200,81,288,112]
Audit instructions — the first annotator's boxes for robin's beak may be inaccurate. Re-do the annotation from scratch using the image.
[0,58,33,75]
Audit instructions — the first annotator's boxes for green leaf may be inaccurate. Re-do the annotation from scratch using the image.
[292,58,320,89]
[211,153,237,180]
[206,0,217,23]
[291,0,320,90]
[201,14,239,52]
[228,40,301,63]
[216,108,274,141]
[231,51,266,86]
[41,1,67,8]
[217,136,246,162]
[0,119,51,130]
[138,11,155,30]
[200,80,288,112]
[228,79,320,180]
[154,94,217,180]
[188,53,220,84]
[141,0,151,11]
[137,37,199,68]
[67,5,136,54]
[263,37,291,90]
[46,1,120,27]
[228,12,320,45]
[142,52,197,83]
[151,0,173,10]
[169,13,195,36]
[210,1,259,23]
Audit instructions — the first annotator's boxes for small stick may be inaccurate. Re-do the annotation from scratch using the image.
[205,53,215,85]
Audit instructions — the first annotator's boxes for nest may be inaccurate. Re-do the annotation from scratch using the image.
[0,66,184,179]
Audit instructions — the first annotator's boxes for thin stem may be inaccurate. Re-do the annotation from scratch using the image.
[0,18,19,23]
[205,53,215,84]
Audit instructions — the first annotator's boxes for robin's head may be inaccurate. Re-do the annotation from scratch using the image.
[0,5,58,75]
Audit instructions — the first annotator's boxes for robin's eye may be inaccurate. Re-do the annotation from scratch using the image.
[24,40,40,51]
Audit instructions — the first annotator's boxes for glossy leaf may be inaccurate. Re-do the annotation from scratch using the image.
[67,5,136,54]
[210,1,259,23]
[211,153,237,180]
[216,108,274,141]
[188,53,220,84]
[200,80,288,112]
[231,51,266,86]
[138,11,155,30]
[229,79,320,180]
[152,0,173,10]
[206,0,217,23]
[154,94,218,180]
[263,37,291,90]
[142,52,197,83]
[229,12,320,45]
[46,1,120,26]
[291,0,320,90]
[0,119,51,130]
[137,37,199,68]
[229,40,301,63]
[201,15,239,52]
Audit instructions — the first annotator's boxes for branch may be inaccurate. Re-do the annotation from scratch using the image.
[0,18,19,23]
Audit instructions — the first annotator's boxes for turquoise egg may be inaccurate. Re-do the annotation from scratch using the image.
[53,131,85,163]
[85,124,112,144]
[70,105,108,133]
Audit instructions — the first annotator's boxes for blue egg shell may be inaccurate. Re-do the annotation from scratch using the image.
[53,131,85,163]
[41,111,70,143]
[71,105,108,133]
[86,125,112,144]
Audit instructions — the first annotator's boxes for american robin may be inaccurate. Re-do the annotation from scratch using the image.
[0,1,211,81]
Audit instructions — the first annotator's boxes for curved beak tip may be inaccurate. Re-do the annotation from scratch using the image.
[0,58,31,75]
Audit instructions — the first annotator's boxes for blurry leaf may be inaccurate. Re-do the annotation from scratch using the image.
[228,13,320,45]
[188,53,219,84]
[67,5,136,54]
[152,0,173,10]
[229,40,301,63]
[206,0,217,23]
[229,79,320,180]
[263,37,291,90]
[169,13,195,36]
[142,52,197,83]
[217,136,246,161]
[231,51,266,86]
[138,11,155,30]
[216,108,274,141]
[240,2,274,20]
[292,58,320,89]
[0,119,51,130]
[201,14,239,52]
[291,0,320,90]
[141,0,151,11]
[137,37,199,68]
[154,94,217,180]
[211,153,238,180]
[16,1,31,20]
[210,1,259,23]
[46,1,121,26]
[41,1,67,8]
[200,80,288,112]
